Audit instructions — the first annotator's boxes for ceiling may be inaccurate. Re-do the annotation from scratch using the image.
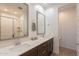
[0,3,75,17]
[36,3,75,9]
[0,3,28,17]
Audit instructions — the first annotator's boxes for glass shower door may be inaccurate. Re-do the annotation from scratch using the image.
[0,16,13,40]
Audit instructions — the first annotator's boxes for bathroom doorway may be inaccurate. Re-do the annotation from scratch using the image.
[58,4,77,56]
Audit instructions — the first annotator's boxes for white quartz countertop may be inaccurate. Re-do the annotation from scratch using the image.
[0,36,53,56]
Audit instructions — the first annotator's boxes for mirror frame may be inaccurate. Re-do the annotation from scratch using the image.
[36,11,45,35]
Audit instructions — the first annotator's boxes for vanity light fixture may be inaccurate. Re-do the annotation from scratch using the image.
[4,8,8,11]
[14,11,17,14]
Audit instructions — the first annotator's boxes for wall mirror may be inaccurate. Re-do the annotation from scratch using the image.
[36,11,45,35]
[0,3,28,40]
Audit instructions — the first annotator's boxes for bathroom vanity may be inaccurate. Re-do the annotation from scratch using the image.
[20,38,53,56]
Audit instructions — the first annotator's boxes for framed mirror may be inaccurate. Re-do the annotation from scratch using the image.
[0,3,28,40]
[36,11,45,35]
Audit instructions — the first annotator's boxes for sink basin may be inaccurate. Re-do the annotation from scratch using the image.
[9,43,31,52]
[24,40,40,46]
[0,43,31,56]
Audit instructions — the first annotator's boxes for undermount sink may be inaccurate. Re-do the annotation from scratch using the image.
[0,42,31,56]
[0,42,31,53]
[9,43,31,52]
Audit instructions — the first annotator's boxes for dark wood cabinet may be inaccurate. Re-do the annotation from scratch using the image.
[20,47,38,56]
[20,38,53,56]
[38,41,49,56]
[48,38,53,55]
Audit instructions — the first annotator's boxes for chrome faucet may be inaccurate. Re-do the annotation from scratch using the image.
[31,37,37,40]
[14,39,21,46]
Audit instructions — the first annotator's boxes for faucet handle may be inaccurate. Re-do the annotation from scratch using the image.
[31,37,37,40]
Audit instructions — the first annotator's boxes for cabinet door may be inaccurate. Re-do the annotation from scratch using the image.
[38,41,49,56]
[48,38,53,55]
[20,47,38,56]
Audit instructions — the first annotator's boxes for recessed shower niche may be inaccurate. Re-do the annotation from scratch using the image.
[0,3,28,40]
